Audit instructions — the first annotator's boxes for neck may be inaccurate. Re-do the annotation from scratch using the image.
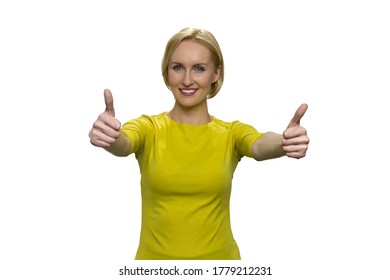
[168,102,212,125]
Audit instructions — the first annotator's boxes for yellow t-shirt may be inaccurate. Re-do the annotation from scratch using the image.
[121,112,263,260]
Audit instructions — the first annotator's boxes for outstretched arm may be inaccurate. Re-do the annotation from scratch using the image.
[89,89,132,157]
[251,104,309,161]
[251,132,285,161]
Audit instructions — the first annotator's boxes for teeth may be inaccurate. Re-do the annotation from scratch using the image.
[182,89,195,93]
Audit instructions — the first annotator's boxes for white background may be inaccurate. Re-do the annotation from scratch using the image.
[1,0,389,279]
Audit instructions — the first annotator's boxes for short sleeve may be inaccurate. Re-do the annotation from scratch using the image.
[231,121,263,158]
[121,115,154,155]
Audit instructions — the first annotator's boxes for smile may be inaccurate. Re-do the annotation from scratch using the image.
[180,89,197,96]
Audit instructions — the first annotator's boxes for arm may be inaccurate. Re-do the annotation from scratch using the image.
[251,132,285,161]
[104,130,132,157]
[251,104,310,161]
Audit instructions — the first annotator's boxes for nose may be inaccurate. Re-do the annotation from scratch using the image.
[182,70,194,86]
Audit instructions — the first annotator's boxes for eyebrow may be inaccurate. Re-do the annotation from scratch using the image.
[170,62,208,67]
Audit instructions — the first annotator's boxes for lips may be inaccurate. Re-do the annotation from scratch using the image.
[180,88,197,96]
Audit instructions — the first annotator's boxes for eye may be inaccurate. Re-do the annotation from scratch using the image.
[194,65,206,72]
[172,65,184,71]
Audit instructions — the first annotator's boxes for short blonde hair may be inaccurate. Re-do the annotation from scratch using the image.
[161,27,224,99]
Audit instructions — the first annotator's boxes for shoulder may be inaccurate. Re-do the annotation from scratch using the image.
[133,112,166,122]
[211,116,238,128]
[123,112,166,128]
[212,117,257,133]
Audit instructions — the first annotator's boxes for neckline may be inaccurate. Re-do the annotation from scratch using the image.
[164,112,214,127]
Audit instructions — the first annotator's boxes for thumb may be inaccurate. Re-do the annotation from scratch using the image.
[287,103,308,128]
[104,89,115,117]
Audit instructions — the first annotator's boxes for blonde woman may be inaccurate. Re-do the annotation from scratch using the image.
[89,27,309,260]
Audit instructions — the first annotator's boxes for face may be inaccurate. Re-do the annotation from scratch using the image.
[168,40,220,109]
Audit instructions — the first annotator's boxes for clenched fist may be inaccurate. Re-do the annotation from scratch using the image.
[282,104,310,159]
[89,89,122,148]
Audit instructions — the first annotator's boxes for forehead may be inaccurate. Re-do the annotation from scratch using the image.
[170,40,212,63]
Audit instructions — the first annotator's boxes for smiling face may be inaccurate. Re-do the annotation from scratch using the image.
[168,40,221,110]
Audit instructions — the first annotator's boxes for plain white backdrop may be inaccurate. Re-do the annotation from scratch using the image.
[1,1,389,279]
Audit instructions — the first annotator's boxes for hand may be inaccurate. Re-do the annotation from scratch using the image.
[282,104,310,159]
[89,89,122,148]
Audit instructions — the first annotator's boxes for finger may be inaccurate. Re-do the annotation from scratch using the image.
[104,89,115,117]
[282,143,308,153]
[285,151,306,159]
[90,138,114,148]
[90,129,119,147]
[283,126,307,139]
[96,123,121,139]
[282,134,310,146]
[94,114,121,134]
[287,103,308,128]
[99,113,121,131]
[96,130,119,144]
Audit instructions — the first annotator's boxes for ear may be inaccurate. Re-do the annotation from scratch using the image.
[212,65,222,83]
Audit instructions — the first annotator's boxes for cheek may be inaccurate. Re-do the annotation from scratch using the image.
[167,72,181,85]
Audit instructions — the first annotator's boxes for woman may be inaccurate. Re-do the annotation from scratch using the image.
[89,27,309,260]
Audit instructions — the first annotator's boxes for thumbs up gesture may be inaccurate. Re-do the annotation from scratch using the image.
[282,104,310,159]
[89,89,122,147]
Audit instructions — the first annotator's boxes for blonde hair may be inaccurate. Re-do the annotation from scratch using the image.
[161,27,224,99]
